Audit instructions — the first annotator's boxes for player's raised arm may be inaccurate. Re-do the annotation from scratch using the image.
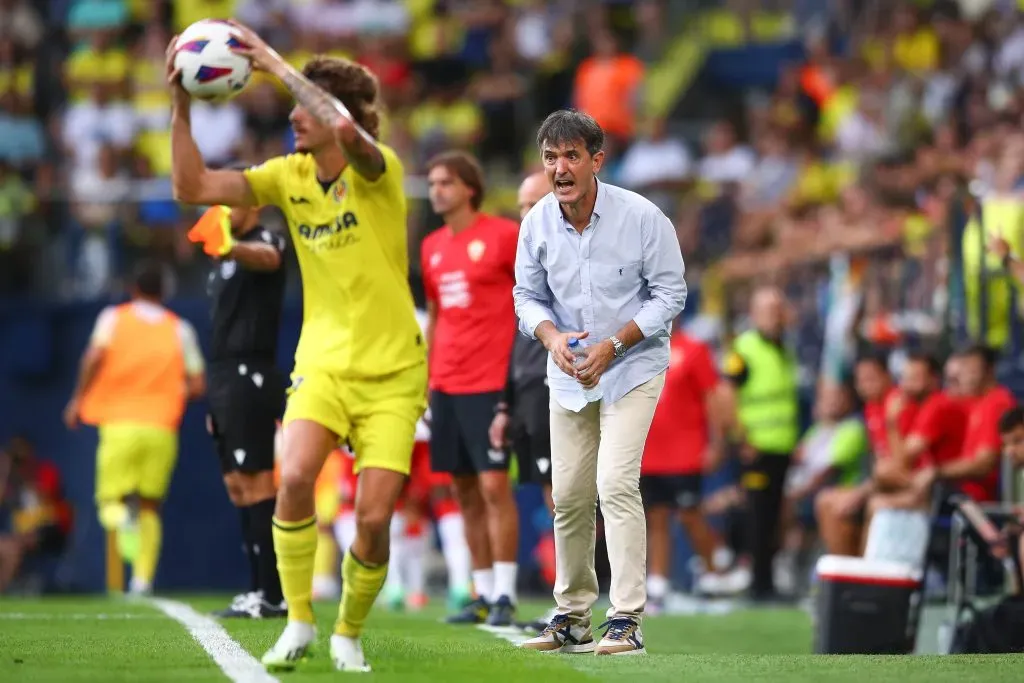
[227,21,385,181]
[167,37,257,207]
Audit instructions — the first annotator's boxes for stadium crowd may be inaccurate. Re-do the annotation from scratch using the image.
[4,0,1024,606]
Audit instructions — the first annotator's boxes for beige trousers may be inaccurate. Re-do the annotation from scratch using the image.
[549,372,665,624]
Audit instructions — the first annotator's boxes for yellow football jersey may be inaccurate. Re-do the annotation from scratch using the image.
[244,145,425,379]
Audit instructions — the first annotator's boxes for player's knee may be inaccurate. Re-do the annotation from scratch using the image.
[278,461,318,498]
[353,504,391,543]
[478,473,512,506]
[452,476,484,510]
[138,497,161,512]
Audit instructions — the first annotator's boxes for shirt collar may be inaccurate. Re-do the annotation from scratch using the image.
[557,177,607,230]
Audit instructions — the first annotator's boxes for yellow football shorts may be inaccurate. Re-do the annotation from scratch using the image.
[283,362,427,476]
[95,422,179,503]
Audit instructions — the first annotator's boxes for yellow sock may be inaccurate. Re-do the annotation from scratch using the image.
[135,509,162,585]
[314,529,337,579]
[272,516,318,624]
[335,550,388,638]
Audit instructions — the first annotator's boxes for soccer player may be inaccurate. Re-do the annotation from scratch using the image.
[63,260,205,596]
[188,202,288,619]
[420,151,521,626]
[168,24,427,672]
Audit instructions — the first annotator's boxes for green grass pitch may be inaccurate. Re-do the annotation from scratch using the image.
[0,596,1020,682]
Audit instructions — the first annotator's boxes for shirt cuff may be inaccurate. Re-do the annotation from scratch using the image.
[519,303,554,340]
[632,306,668,340]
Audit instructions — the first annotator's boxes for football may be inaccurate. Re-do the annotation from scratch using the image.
[173,19,252,102]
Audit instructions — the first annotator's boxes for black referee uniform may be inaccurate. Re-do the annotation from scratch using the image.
[501,334,551,485]
[206,225,288,617]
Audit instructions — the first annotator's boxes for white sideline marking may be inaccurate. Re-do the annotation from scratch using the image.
[0,613,161,620]
[149,598,280,683]
[478,624,530,645]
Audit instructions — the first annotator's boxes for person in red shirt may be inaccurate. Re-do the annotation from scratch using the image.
[871,352,968,515]
[420,151,521,626]
[0,437,73,592]
[919,345,1014,502]
[641,330,737,608]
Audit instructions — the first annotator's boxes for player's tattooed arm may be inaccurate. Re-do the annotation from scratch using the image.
[226,20,384,180]
[275,66,385,180]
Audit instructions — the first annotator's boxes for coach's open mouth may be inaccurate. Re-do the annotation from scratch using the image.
[554,179,575,192]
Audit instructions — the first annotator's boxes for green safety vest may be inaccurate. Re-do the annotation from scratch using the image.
[733,330,799,454]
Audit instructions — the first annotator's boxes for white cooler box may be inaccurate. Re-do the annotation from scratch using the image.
[813,555,923,654]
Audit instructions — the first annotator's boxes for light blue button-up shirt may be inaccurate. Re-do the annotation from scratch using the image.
[513,180,687,412]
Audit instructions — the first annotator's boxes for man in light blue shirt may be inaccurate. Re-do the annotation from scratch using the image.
[514,110,686,656]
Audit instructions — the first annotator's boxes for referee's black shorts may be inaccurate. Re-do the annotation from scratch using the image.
[207,359,286,475]
[510,380,551,486]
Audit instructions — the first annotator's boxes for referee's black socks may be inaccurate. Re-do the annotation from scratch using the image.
[249,497,284,605]
[239,505,259,594]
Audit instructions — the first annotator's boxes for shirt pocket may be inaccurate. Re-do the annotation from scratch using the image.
[591,261,641,300]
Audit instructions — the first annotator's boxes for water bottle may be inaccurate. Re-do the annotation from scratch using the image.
[568,337,603,403]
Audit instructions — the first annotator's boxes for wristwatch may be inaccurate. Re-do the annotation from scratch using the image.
[609,336,626,358]
[494,401,510,415]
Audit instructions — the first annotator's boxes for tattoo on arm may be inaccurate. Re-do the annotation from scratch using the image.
[277,65,385,179]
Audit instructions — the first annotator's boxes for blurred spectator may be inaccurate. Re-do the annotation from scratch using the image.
[0,0,43,51]
[68,143,130,298]
[963,155,1024,349]
[618,116,692,216]
[408,79,482,163]
[780,379,868,589]
[190,100,245,167]
[698,120,756,186]
[573,29,644,146]
[174,0,236,33]
[470,29,526,171]
[0,437,73,594]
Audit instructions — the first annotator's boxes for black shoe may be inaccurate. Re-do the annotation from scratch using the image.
[213,591,261,618]
[213,591,287,619]
[485,595,516,627]
[445,596,490,624]
[257,599,288,618]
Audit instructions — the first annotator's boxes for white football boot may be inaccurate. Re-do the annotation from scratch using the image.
[330,634,372,672]
[261,621,316,671]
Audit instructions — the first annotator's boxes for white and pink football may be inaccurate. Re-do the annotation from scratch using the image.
[174,19,252,102]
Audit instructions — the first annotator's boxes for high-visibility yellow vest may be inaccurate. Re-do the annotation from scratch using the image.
[734,330,800,454]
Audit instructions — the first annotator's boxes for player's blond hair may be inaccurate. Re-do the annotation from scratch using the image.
[303,56,382,139]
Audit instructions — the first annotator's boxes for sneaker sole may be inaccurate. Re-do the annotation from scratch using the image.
[560,642,596,654]
[262,646,313,671]
[596,647,646,656]
[333,660,372,673]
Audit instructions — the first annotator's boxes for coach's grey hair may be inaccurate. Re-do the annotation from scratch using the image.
[536,110,605,157]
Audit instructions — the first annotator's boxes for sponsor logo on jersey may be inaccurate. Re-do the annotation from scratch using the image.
[296,212,360,251]
[220,260,237,279]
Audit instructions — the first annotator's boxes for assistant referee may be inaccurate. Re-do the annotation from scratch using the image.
[189,201,288,619]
